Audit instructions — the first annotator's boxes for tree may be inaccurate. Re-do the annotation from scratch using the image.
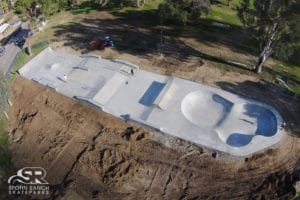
[238,0,300,73]
[158,0,210,25]
[0,0,9,12]
[227,0,232,7]
[14,0,41,55]
[94,0,109,7]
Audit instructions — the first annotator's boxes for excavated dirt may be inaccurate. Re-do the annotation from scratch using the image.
[3,76,300,199]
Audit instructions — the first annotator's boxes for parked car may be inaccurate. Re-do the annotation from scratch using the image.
[0,46,5,57]
[14,37,26,48]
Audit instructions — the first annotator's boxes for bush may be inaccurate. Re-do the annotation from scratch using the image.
[158,0,211,25]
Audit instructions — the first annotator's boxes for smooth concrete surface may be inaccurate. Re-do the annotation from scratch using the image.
[19,47,285,156]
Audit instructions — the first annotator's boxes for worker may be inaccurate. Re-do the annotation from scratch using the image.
[63,74,67,81]
[130,69,134,76]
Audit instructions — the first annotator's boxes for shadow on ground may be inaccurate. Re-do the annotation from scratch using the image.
[216,80,300,137]
[53,11,253,71]
[263,66,300,90]
[111,9,260,58]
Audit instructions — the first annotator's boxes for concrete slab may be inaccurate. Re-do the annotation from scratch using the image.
[19,47,285,156]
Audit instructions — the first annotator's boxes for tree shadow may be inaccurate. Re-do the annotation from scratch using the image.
[216,80,300,137]
[71,1,103,15]
[263,66,300,88]
[52,10,252,71]
[113,8,260,55]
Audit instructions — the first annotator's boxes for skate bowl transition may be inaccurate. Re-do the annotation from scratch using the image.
[181,90,279,148]
[181,91,233,129]
[18,47,285,156]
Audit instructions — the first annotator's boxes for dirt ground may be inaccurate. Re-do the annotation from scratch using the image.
[2,10,300,200]
[2,74,299,199]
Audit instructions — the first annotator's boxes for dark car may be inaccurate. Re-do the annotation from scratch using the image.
[14,37,26,48]
[0,46,5,57]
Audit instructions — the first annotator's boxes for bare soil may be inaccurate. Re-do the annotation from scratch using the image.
[3,76,300,199]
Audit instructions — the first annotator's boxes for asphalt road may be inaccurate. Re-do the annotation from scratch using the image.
[0,23,28,78]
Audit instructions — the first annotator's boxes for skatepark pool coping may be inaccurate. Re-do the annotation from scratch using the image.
[18,47,285,156]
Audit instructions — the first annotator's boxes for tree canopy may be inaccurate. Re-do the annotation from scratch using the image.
[158,0,211,25]
[0,0,9,12]
[238,0,300,73]
[14,0,74,18]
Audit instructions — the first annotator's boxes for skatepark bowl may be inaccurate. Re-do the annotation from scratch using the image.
[18,47,285,156]
[181,91,280,148]
[225,103,278,147]
[181,91,233,129]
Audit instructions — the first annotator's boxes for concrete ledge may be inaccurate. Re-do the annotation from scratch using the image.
[113,59,139,70]
[80,54,101,59]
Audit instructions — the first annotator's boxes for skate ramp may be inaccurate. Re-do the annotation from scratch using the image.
[139,81,166,106]
[154,77,178,110]
[93,73,128,105]
[181,91,233,129]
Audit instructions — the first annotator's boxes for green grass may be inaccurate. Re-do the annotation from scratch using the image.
[51,21,81,30]
[9,50,28,83]
[9,41,49,83]
[0,117,10,175]
[71,1,101,15]
[259,61,300,95]
[273,62,300,95]
[0,117,5,135]
[143,0,163,10]
[205,0,242,26]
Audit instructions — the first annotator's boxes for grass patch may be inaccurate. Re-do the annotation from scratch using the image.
[0,133,10,172]
[9,41,49,83]
[52,21,81,30]
[31,28,55,44]
[273,62,300,95]
[71,1,101,15]
[0,117,10,175]
[212,61,243,73]
[143,0,163,10]
[0,117,5,135]
[9,50,28,83]
[204,0,242,26]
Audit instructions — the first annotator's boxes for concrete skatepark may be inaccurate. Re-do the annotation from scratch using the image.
[18,47,285,156]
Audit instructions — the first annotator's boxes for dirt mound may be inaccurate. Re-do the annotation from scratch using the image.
[4,76,300,199]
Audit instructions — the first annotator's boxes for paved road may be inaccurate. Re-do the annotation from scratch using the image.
[0,23,28,78]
